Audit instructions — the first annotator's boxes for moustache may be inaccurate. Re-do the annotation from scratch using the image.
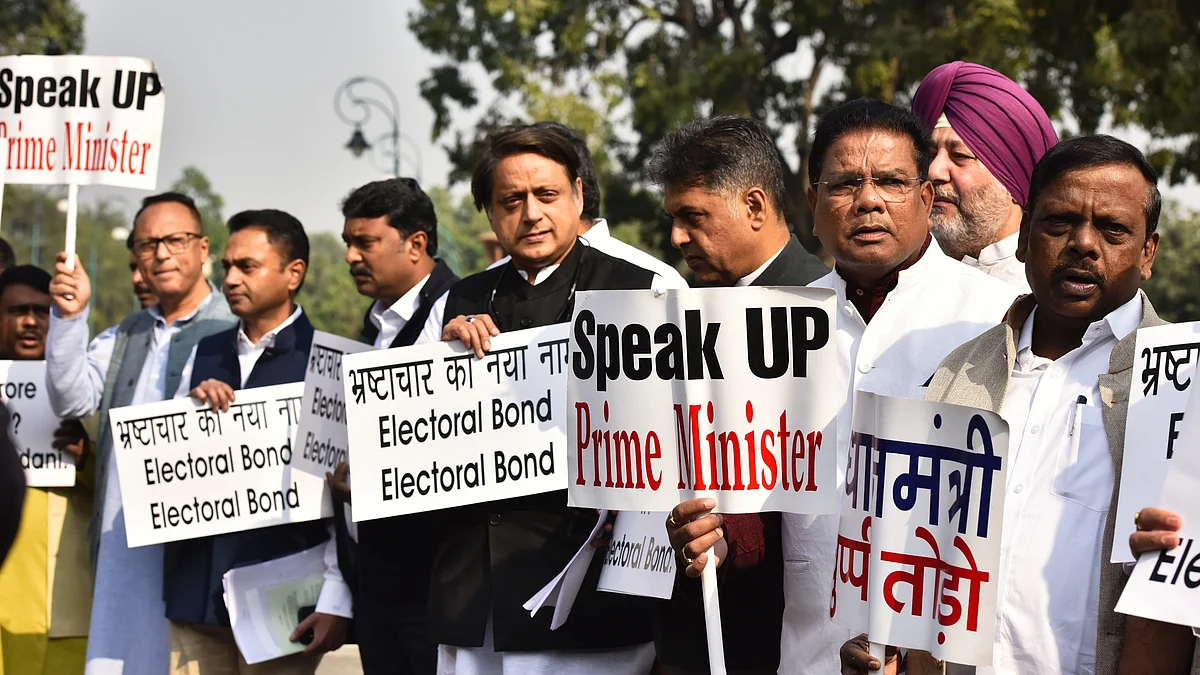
[16,331,41,341]
[933,185,959,204]
[1053,258,1106,284]
[350,264,371,277]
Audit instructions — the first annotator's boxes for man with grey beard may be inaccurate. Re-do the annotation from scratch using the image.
[913,61,1058,291]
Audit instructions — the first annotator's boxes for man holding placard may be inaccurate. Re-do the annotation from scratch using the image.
[644,115,829,675]
[666,100,1020,674]
[0,266,92,675]
[841,136,1197,674]
[46,192,235,675]
[433,123,663,674]
[166,209,349,672]
[333,177,460,675]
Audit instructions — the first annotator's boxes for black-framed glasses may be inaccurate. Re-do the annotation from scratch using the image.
[132,232,203,259]
[813,176,925,203]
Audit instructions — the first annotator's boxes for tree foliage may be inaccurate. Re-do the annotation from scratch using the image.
[1143,205,1200,324]
[0,0,83,56]
[410,0,1191,256]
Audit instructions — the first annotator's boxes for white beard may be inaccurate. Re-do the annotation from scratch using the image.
[931,179,1013,261]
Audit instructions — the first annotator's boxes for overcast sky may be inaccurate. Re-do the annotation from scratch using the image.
[76,0,466,232]
[74,0,1200,233]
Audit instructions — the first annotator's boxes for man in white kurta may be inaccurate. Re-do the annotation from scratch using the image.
[912,61,1060,293]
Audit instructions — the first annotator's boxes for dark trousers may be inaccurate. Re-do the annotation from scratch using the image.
[356,517,437,675]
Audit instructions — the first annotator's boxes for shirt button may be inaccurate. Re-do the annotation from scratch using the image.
[1013,484,1024,494]
[858,362,872,374]
[843,306,853,317]
[1050,368,1062,379]
[489,514,502,526]
[1030,424,1041,435]
[520,318,532,328]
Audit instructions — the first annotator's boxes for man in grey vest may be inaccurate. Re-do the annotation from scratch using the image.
[46,192,236,675]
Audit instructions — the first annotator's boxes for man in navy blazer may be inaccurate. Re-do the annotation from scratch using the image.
[171,210,351,673]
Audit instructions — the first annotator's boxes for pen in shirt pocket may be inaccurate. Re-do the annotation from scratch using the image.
[1068,394,1088,438]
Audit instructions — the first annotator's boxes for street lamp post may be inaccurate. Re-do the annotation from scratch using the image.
[333,76,424,181]
[335,76,401,178]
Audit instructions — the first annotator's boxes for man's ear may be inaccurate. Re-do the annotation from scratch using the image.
[918,180,934,219]
[573,177,584,219]
[1141,231,1160,281]
[286,259,307,294]
[1016,210,1031,263]
[745,187,769,232]
[407,231,429,262]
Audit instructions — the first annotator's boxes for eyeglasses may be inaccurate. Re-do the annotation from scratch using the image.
[813,176,925,203]
[132,232,202,259]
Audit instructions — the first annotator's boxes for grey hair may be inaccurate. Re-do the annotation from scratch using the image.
[646,116,787,215]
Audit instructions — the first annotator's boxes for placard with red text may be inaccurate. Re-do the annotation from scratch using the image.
[0,55,165,189]
[831,391,1009,666]
[566,287,841,514]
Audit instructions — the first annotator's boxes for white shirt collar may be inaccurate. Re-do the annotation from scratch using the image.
[237,305,303,354]
[517,264,561,286]
[1016,292,1143,367]
[735,244,786,287]
[370,274,432,329]
[581,218,611,243]
[964,231,1020,267]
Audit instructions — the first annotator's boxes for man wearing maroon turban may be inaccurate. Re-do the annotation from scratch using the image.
[912,61,1058,291]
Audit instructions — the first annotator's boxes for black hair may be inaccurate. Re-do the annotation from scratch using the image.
[0,238,15,271]
[471,124,581,212]
[133,192,204,232]
[808,99,936,183]
[226,209,310,291]
[647,116,787,215]
[531,121,600,220]
[1027,134,1162,237]
[0,265,51,304]
[341,178,439,255]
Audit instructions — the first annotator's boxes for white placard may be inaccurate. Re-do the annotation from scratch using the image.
[0,360,73,486]
[597,511,676,600]
[292,331,369,480]
[109,382,332,547]
[343,325,569,521]
[1112,321,1200,562]
[0,55,165,189]
[831,392,1009,667]
[1117,389,1200,626]
[566,287,841,514]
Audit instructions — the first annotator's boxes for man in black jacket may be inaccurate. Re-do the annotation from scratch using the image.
[652,115,827,675]
[174,209,349,673]
[332,178,459,675]
[435,124,662,673]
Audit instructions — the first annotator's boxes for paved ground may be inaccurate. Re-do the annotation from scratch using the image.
[316,645,363,674]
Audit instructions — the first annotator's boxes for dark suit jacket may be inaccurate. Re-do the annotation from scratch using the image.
[0,403,24,566]
[655,236,825,672]
[430,240,659,652]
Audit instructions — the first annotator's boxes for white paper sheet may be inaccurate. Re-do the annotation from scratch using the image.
[522,510,608,630]
[222,543,326,664]
[597,511,675,600]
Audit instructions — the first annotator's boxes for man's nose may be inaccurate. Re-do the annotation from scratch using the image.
[669,222,690,250]
[853,182,887,215]
[928,148,952,185]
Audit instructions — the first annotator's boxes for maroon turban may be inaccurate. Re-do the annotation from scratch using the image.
[912,61,1057,206]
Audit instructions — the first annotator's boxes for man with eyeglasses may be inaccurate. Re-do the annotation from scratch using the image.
[434,123,663,675]
[665,100,1020,674]
[45,192,235,675]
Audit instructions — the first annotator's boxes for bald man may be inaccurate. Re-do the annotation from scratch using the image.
[913,61,1058,291]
